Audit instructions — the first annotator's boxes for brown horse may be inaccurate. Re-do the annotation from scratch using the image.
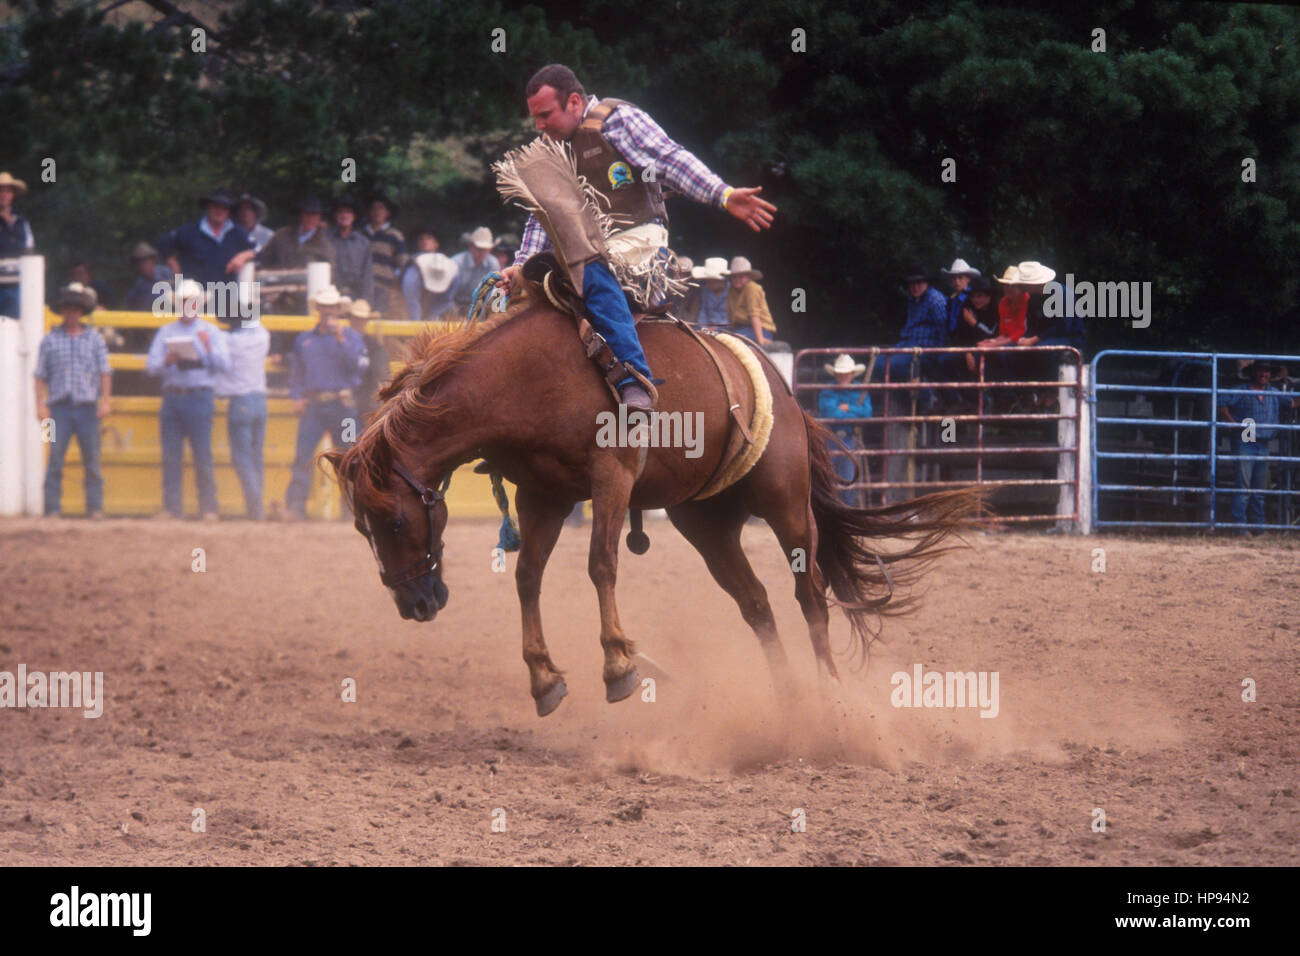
[325,302,976,716]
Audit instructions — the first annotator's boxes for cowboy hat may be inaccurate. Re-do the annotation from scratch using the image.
[336,295,353,314]
[725,256,763,281]
[1014,261,1056,286]
[672,256,695,280]
[232,193,268,221]
[0,172,28,196]
[466,226,494,250]
[968,276,995,296]
[54,282,97,314]
[298,195,326,215]
[692,256,730,281]
[901,262,929,282]
[198,187,236,208]
[130,242,160,261]
[1241,361,1277,376]
[310,284,342,306]
[346,299,378,321]
[824,354,867,377]
[365,192,399,220]
[415,252,457,293]
[941,258,981,277]
[331,193,360,214]
[994,265,1022,284]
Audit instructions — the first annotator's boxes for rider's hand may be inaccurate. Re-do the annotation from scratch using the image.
[725,186,777,232]
[497,265,521,290]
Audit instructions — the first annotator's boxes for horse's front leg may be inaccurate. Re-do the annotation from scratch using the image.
[588,455,640,703]
[515,489,572,716]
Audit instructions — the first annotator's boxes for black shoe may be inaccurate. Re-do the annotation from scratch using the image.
[618,382,653,411]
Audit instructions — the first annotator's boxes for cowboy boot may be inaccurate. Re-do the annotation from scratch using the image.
[618,381,653,411]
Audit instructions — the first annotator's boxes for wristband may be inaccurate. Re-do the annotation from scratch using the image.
[722,186,734,209]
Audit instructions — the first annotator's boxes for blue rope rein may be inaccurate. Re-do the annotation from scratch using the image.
[468,273,506,326]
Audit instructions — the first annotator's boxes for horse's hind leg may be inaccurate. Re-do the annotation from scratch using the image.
[666,497,794,696]
[588,459,641,703]
[753,489,839,682]
[515,489,572,716]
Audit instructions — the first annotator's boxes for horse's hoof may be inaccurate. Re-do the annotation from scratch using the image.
[534,679,568,717]
[605,667,640,703]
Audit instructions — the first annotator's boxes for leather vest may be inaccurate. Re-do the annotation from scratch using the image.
[571,98,668,230]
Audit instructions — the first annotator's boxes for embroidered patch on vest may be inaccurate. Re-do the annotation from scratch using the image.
[607,162,633,190]
[581,147,603,159]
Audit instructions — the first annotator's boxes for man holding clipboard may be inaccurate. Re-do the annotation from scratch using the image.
[145,278,231,519]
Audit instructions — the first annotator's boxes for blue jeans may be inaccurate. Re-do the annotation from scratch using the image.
[582,259,650,385]
[828,430,860,507]
[1230,439,1269,526]
[226,392,267,518]
[0,284,18,320]
[160,389,217,516]
[43,400,103,515]
[877,352,942,409]
[286,398,357,514]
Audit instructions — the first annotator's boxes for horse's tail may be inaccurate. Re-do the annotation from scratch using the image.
[803,410,982,664]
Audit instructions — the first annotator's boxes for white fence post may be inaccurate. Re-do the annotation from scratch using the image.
[1057,360,1079,530]
[0,255,46,515]
[306,261,331,304]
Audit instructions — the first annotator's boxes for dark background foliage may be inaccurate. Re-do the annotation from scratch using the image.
[2,0,1297,352]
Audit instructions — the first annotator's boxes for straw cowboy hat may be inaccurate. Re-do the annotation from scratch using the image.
[0,172,28,196]
[824,353,866,377]
[130,242,160,261]
[1014,261,1056,286]
[994,265,1022,284]
[55,282,97,314]
[691,256,730,281]
[310,284,342,306]
[415,252,456,293]
[346,299,379,321]
[725,256,763,281]
[233,193,268,221]
[466,226,494,250]
[941,258,981,277]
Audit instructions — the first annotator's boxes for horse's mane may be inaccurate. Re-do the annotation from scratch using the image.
[328,304,532,512]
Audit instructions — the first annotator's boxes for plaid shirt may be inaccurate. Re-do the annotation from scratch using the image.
[897,286,951,348]
[1222,384,1297,441]
[516,96,730,264]
[35,326,111,404]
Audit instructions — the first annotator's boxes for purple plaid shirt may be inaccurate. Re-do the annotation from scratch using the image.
[515,96,730,265]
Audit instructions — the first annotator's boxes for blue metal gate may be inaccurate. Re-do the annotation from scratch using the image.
[1091,350,1300,531]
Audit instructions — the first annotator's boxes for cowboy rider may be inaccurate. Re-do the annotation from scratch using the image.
[496,64,776,411]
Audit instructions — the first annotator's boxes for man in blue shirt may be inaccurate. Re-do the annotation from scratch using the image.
[34,283,112,517]
[283,285,368,520]
[145,279,231,519]
[1219,361,1300,532]
[876,263,951,410]
[818,354,873,506]
[156,188,256,294]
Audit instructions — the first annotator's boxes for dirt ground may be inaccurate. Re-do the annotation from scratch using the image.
[0,516,1296,866]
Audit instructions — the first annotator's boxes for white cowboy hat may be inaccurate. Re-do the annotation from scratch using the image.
[673,255,694,276]
[941,258,981,277]
[311,284,342,306]
[177,278,206,305]
[416,252,457,293]
[824,354,866,377]
[346,299,379,320]
[725,256,763,281]
[466,226,494,250]
[1014,261,1056,286]
[994,265,1022,285]
[691,256,730,281]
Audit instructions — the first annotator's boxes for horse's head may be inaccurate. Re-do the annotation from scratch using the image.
[326,450,450,622]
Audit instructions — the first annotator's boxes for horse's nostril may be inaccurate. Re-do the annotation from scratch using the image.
[413,596,432,619]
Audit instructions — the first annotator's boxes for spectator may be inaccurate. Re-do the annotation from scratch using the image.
[451,227,501,314]
[68,260,114,311]
[362,193,406,313]
[34,283,111,518]
[145,279,230,520]
[405,251,459,322]
[979,265,1032,407]
[123,242,174,313]
[1218,361,1300,534]
[0,171,34,320]
[878,263,949,407]
[328,194,374,302]
[725,257,774,344]
[1015,260,1074,409]
[259,195,337,314]
[156,187,256,290]
[682,256,730,327]
[951,275,998,378]
[212,299,270,521]
[941,258,981,337]
[818,354,872,506]
[344,298,389,425]
[492,235,518,271]
[233,193,273,254]
[283,285,367,520]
